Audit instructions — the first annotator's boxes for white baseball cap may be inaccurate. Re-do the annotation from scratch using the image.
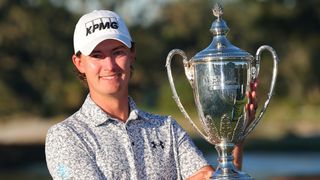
[73,10,132,56]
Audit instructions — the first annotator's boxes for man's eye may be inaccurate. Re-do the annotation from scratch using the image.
[112,50,125,56]
[90,53,104,59]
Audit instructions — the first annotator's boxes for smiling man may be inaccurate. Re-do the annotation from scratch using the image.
[45,10,256,180]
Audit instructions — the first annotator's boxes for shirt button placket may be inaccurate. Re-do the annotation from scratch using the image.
[122,123,138,180]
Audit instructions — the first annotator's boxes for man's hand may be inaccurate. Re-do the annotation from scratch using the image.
[246,80,258,124]
[186,165,214,180]
[234,80,259,170]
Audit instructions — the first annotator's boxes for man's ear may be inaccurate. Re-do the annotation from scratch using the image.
[130,50,136,64]
[72,54,85,73]
[130,42,136,64]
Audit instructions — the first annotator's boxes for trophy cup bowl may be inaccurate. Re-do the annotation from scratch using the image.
[166,3,279,179]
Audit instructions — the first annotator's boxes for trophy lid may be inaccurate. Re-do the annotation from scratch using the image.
[192,3,253,62]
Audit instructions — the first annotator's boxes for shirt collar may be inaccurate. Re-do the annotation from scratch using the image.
[80,94,140,127]
[127,96,139,121]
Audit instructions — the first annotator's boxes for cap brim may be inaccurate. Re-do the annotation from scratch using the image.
[80,34,132,56]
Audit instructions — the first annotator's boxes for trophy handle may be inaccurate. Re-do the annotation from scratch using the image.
[166,49,211,142]
[243,45,279,138]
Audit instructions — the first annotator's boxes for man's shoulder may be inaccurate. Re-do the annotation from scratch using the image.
[46,111,86,136]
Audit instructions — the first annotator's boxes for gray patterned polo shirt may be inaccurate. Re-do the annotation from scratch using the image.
[45,95,209,180]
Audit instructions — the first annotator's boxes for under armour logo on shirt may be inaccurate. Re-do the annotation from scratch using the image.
[151,141,165,149]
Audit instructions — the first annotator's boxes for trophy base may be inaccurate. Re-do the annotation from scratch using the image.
[210,142,254,179]
[211,170,253,180]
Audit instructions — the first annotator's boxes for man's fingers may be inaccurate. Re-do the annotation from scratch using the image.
[251,91,256,98]
[251,91,258,108]
[250,80,258,95]
[250,80,258,90]
[253,81,258,90]
[246,80,259,123]
[250,104,255,112]
[246,103,256,119]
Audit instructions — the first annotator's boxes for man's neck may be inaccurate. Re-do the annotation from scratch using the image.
[90,93,129,122]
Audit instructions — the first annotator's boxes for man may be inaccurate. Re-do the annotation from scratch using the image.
[45,10,257,179]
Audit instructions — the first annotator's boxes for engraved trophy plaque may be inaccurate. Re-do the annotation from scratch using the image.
[166,3,279,179]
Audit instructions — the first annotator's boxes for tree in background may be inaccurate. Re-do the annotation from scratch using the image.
[0,0,82,116]
[0,0,319,119]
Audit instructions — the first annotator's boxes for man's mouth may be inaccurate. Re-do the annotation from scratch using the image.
[99,73,121,80]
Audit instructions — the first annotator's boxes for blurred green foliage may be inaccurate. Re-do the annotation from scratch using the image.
[0,0,319,118]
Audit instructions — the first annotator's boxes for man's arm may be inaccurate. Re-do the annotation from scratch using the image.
[45,125,104,179]
[186,165,214,180]
[233,143,244,170]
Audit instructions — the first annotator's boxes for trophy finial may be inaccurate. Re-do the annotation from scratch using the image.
[210,2,229,36]
[212,3,223,18]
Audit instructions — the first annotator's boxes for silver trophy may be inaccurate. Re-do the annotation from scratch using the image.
[166,3,279,180]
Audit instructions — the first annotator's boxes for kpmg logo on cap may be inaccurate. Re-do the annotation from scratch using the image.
[85,17,119,36]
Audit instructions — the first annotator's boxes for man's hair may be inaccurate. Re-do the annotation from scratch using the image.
[74,42,135,84]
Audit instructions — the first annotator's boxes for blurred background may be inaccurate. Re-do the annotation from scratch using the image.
[0,0,319,179]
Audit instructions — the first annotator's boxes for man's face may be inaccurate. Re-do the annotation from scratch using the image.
[73,39,135,98]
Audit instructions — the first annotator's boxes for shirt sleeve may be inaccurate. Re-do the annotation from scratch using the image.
[171,119,210,179]
[45,124,104,180]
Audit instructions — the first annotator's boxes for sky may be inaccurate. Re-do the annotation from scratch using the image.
[59,0,173,26]
[47,0,296,27]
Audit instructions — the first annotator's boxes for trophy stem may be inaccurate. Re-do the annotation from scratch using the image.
[211,141,253,180]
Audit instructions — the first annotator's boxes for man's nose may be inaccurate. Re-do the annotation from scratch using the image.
[102,56,116,71]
